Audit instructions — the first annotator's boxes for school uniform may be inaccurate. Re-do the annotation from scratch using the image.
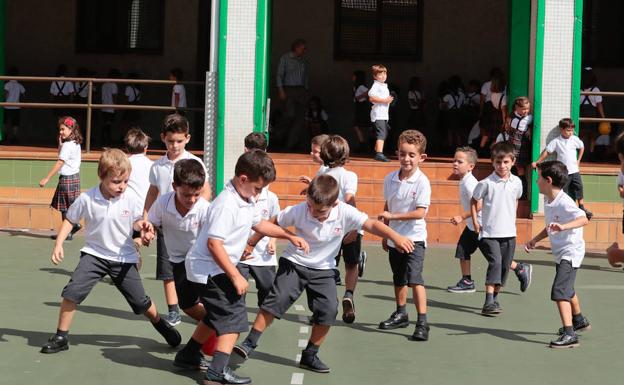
[442,90,465,139]
[172,84,187,109]
[148,192,210,310]
[369,80,390,140]
[3,80,25,126]
[580,86,602,133]
[544,190,586,301]
[124,85,142,123]
[61,187,152,314]
[480,82,507,144]
[454,172,481,261]
[127,153,153,204]
[51,141,81,212]
[383,168,431,286]
[50,79,75,117]
[508,113,533,166]
[149,152,207,281]
[261,201,369,325]
[237,187,280,307]
[546,135,585,201]
[407,90,425,128]
[472,172,522,286]
[185,181,260,335]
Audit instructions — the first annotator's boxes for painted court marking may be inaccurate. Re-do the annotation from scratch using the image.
[294,304,305,311]
[294,354,302,363]
[290,373,304,385]
[299,326,309,334]
[298,339,307,348]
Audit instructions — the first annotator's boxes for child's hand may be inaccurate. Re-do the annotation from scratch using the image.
[531,162,538,170]
[381,238,388,252]
[524,239,536,253]
[393,236,414,254]
[548,222,566,234]
[241,244,254,261]
[473,223,481,234]
[231,273,249,296]
[386,96,394,104]
[450,215,463,225]
[268,239,277,255]
[343,230,358,244]
[51,244,64,265]
[39,177,49,187]
[378,211,393,221]
[298,175,312,185]
[289,235,309,254]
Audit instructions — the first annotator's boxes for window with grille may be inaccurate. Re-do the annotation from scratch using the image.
[76,0,164,54]
[334,0,423,60]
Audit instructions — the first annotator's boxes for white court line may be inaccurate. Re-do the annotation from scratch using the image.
[291,373,304,385]
[294,304,305,311]
[298,339,307,348]
[297,315,308,322]
[294,354,301,363]
[299,326,309,334]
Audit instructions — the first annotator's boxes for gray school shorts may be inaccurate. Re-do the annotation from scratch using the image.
[261,258,338,326]
[388,241,426,286]
[374,120,390,141]
[61,252,152,314]
[195,273,248,336]
[237,263,277,308]
[551,259,578,301]
[479,237,516,286]
[172,261,200,310]
[454,227,480,260]
[564,172,584,201]
[337,233,362,265]
[155,229,174,280]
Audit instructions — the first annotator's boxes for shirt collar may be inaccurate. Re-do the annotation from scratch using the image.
[545,189,565,206]
[374,80,387,87]
[307,202,340,225]
[225,180,254,208]
[460,171,473,182]
[162,150,188,165]
[491,172,512,183]
[392,168,421,183]
[94,185,121,203]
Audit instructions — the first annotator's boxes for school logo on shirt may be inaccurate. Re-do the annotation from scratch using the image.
[262,209,270,219]
[333,226,343,236]
[191,221,199,229]
[120,209,130,218]
[412,191,418,200]
[553,215,560,222]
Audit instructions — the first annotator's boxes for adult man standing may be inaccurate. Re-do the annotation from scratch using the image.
[276,38,309,151]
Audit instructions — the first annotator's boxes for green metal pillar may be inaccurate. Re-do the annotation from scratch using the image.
[216,0,229,193]
[531,0,546,213]
[253,0,271,134]
[508,0,531,103]
[571,0,583,127]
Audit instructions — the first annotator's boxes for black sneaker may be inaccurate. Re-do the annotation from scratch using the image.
[378,311,409,330]
[174,347,210,371]
[154,320,182,347]
[299,352,330,373]
[232,339,255,360]
[549,333,579,349]
[40,334,69,354]
[374,153,391,162]
[410,322,430,341]
[358,251,367,278]
[341,297,356,324]
[447,278,476,293]
[514,263,533,292]
[204,367,251,385]
[493,300,502,313]
[481,302,502,316]
[557,316,591,335]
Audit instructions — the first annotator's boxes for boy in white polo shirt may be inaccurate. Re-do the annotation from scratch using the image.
[471,142,523,315]
[233,174,414,373]
[40,149,181,354]
[143,113,210,327]
[533,118,592,219]
[369,64,394,162]
[174,150,308,385]
[3,66,26,143]
[526,161,590,348]
[377,130,431,341]
[124,128,153,204]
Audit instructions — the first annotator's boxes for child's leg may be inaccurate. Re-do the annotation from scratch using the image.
[374,139,384,153]
[412,285,427,315]
[172,261,207,321]
[478,238,503,311]
[155,230,180,323]
[460,260,471,276]
[249,265,277,308]
[341,234,362,323]
[57,298,78,331]
[449,228,478,292]
[556,300,573,327]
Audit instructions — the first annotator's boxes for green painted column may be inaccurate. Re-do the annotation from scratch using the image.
[0,0,5,141]
[571,0,583,127]
[508,0,531,103]
[531,0,546,213]
[216,0,229,193]
[253,0,271,135]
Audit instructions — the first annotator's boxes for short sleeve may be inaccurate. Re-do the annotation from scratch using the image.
[147,198,164,227]
[515,178,523,200]
[472,180,488,200]
[383,174,392,201]
[415,180,431,208]
[495,133,504,143]
[125,86,132,97]
[618,172,624,187]
[574,136,584,149]
[58,142,72,162]
[344,171,358,196]
[20,84,26,94]
[3,83,8,91]
[368,83,381,98]
[277,205,298,228]
[173,84,183,94]
[480,82,489,96]
[204,204,236,241]
[343,204,369,233]
[148,163,158,187]
[65,194,86,224]
[268,193,280,217]
[545,139,557,153]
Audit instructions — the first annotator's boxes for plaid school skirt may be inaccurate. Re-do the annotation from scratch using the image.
[51,173,80,212]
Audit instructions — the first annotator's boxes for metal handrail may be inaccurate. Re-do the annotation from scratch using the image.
[579,90,623,123]
[0,75,204,152]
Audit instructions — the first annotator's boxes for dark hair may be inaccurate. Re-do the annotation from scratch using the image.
[448,75,464,93]
[320,135,349,167]
[170,67,184,81]
[489,67,506,93]
[559,118,575,130]
[538,160,569,188]
[244,132,268,151]
[307,174,339,206]
[581,67,597,89]
[398,130,427,154]
[353,70,366,87]
[490,141,515,161]
[235,149,276,183]
[7,66,19,76]
[291,38,307,51]
[173,159,206,189]
[162,113,189,134]
[58,116,83,144]
[124,128,151,153]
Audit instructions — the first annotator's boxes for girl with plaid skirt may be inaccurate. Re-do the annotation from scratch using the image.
[39,116,83,240]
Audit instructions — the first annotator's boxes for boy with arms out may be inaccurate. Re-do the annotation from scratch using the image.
[525,161,591,348]
[233,174,414,373]
[377,130,430,340]
[173,150,308,385]
[40,149,181,354]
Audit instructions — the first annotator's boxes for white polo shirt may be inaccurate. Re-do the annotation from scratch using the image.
[50,80,74,96]
[316,165,329,175]
[125,85,141,103]
[58,141,81,176]
[148,192,210,263]
[128,153,153,203]
[383,168,431,247]
[172,84,187,108]
[618,170,624,187]
[101,82,118,113]
[149,151,206,196]
[66,187,142,263]
[459,172,481,231]
[545,190,586,267]
[278,201,369,270]
[369,80,390,121]
[472,172,522,238]
[546,135,584,175]
[4,80,25,108]
[319,166,357,202]
[242,188,281,266]
[185,181,260,283]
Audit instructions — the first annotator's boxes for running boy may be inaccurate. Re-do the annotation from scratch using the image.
[173,150,308,385]
[144,113,210,326]
[526,161,591,348]
[377,130,430,340]
[471,142,523,315]
[233,174,414,373]
[369,64,394,162]
[40,149,181,354]
[533,118,593,219]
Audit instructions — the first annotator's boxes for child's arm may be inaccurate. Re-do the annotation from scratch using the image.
[452,200,482,225]
[369,95,394,104]
[577,146,585,165]
[133,219,155,246]
[143,185,159,219]
[51,220,74,265]
[525,226,548,252]
[470,197,481,233]
[251,219,309,254]
[531,149,550,169]
[618,184,624,198]
[378,207,426,221]
[39,160,65,187]
[548,215,589,234]
[361,218,414,254]
[208,238,249,295]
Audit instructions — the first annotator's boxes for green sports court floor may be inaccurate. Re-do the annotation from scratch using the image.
[1,231,623,385]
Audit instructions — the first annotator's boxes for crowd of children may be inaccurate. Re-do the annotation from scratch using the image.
[36,100,613,384]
